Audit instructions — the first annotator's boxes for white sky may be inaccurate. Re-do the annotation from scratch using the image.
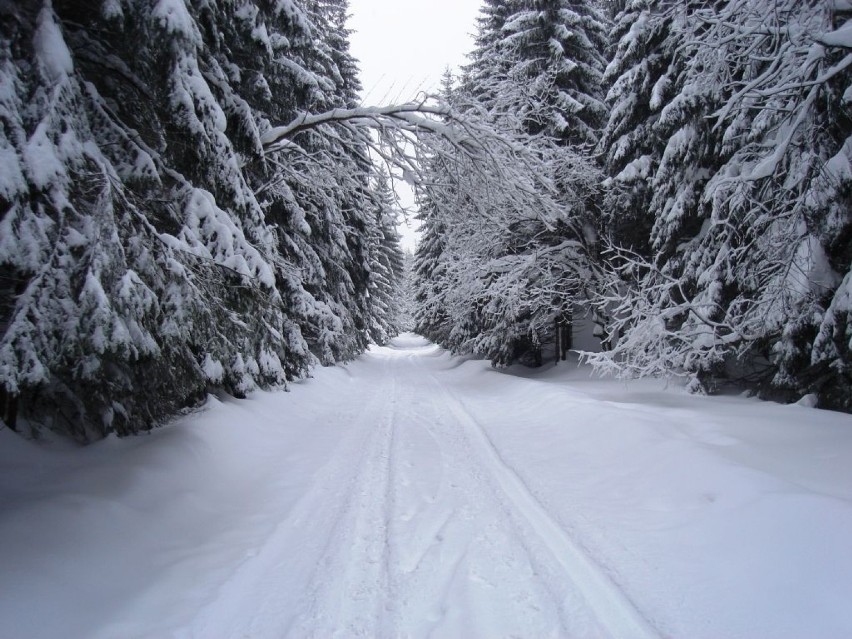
[347,0,482,251]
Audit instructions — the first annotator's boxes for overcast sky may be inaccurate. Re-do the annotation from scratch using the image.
[347,0,482,251]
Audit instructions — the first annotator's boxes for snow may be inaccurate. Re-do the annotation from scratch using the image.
[2,334,852,638]
[614,154,652,182]
[22,121,67,189]
[33,6,73,82]
[176,188,276,288]
[786,234,840,296]
[201,354,225,383]
[0,140,24,202]
[824,135,852,182]
[821,20,852,49]
[152,0,198,42]
[101,0,124,20]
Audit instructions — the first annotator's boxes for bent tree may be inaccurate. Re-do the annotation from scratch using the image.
[261,97,602,368]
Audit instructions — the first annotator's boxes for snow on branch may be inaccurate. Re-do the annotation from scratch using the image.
[260,96,579,234]
[262,100,473,152]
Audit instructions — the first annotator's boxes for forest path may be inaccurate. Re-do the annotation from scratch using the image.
[6,334,852,639]
[177,334,656,638]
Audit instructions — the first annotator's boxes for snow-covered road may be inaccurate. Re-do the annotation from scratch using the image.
[3,334,852,638]
[191,334,655,638]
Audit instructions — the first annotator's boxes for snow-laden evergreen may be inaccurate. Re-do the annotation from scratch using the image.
[366,170,406,345]
[411,0,851,409]
[413,2,607,366]
[593,0,852,408]
[597,0,677,254]
[395,251,418,333]
[496,0,608,144]
[3,0,852,439]
[0,0,404,440]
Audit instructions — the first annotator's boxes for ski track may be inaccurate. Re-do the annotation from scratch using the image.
[181,336,659,638]
[420,362,658,639]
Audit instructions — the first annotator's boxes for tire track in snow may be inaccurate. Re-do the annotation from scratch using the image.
[184,356,401,638]
[286,353,400,638]
[421,364,659,639]
[389,351,601,636]
[181,338,659,638]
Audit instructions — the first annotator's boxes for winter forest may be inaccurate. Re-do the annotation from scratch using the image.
[1,0,851,442]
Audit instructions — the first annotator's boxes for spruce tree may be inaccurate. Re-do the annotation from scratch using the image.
[598,0,675,254]
[497,0,609,144]
[592,0,852,407]
[418,0,607,366]
[366,170,405,345]
[0,0,403,440]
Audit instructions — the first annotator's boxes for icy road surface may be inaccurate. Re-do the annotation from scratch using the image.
[2,334,852,638]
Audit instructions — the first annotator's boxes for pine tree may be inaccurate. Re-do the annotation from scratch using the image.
[0,0,403,440]
[412,158,455,346]
[267,0,378,364]
[591,0,852,407]
[396,250,417,332]
[0,1,228,439]
[693,0,852,404]
[366,170,405,344]
[412,0,606,366]
[598,0,676,254]
[412,61,603,365]
[497,0,609,145]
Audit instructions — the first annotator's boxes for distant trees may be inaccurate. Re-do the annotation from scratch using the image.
[413,1,608,366]
[396,250,418,332]
[366,171,406,345]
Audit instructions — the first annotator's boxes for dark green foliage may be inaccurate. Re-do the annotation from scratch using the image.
[0,0,403,441]
[592,0,852,409]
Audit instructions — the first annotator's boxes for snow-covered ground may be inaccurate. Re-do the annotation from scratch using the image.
[2,333,852,638]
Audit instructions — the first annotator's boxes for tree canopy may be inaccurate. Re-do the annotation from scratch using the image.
[2,0,851,442]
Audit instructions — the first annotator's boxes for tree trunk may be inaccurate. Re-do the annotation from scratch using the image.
[555,316,561,365]
[562,310,573,360]
[1,388,18,432]
[554,312,573,364]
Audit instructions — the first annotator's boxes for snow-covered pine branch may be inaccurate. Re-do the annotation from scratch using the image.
[595,0,852,406]
[0,0,407,441]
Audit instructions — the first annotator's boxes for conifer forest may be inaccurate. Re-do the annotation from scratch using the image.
[1,0,851,442]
